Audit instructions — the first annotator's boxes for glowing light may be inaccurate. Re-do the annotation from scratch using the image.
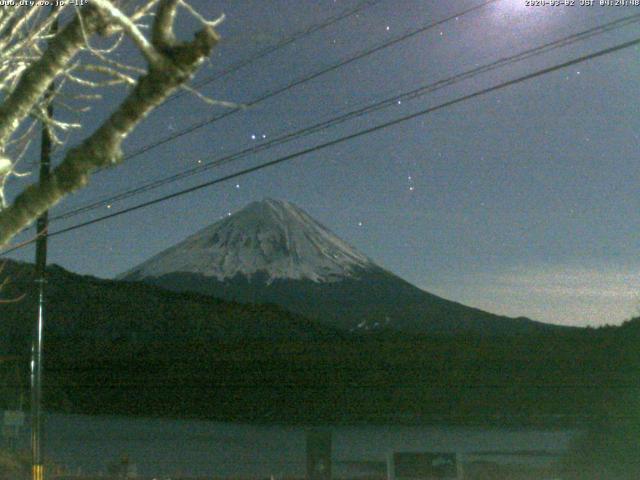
[499,0,529,12]
[491,0,560,25]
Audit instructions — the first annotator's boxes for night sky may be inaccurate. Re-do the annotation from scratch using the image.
[4,0,640,327]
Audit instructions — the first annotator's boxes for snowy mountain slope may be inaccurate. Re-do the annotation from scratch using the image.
[121,199,561,335]
[120,199,375,284]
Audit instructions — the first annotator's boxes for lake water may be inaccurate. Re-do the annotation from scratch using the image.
[17,413,579,477]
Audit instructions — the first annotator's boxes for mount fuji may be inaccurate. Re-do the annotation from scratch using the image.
[120,199,555,335]
[121,198,375,284]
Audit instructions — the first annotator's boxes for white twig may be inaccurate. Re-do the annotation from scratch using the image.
[180,84,243,109]
[178,1,225,29]
[92,0,164,65]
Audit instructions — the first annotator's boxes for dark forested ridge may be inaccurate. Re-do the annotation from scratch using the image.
[136,268,561,337]
[0,260,638,426]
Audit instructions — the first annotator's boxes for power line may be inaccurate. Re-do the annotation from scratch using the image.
[51,12,640,221]
[52,94,385,219]
[3,32,638,256]
[48,0,385,163]
[57,0,500,170]
[163,0,386,106]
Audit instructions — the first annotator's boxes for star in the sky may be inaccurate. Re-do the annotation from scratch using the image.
[407,174,415,192]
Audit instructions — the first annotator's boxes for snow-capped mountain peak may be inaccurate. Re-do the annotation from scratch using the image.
[120,199,375,283]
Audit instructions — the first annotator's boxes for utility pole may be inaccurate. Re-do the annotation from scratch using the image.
[31,8,57,480]
[31,88,52,480]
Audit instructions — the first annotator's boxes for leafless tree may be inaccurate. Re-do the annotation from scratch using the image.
[0,0,223,248]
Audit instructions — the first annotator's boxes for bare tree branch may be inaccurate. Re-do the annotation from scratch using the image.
[0,0,220,247]
[92,0,164,65]
[0,9,103,151]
